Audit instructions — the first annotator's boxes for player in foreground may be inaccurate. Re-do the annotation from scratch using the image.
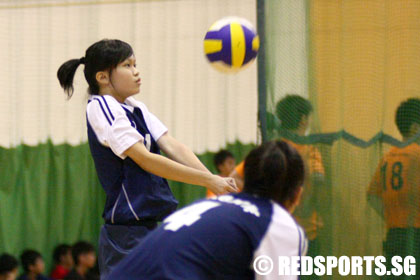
[57,39,237,279]
[368,98,420,279]
[108,140,307,280]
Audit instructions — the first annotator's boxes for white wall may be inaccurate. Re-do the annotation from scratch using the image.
[0,0,258,153]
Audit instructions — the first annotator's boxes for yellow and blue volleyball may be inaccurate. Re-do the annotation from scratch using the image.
[204,17,260,73]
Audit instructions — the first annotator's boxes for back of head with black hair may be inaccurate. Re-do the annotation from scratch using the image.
[213,150,234,172]
[53,244,71,264]
[57,39,134,98]
[275,95,313,130]
[72,241,95,265]
[0,254,18,275]
[20,250,41,273]
[395,98,420,138]
[243,140,305,207]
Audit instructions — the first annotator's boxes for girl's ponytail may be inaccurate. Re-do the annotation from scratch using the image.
[57,57,84,98]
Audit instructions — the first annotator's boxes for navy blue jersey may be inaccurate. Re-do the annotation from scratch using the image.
[86,95,178,224]
[107,192,307,280]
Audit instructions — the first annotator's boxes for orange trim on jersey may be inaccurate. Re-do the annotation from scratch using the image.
[368,143,420,229]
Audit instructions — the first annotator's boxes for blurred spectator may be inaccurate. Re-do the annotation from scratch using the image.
[64,242,96,280]
[50,245,73,280]
[206,149,236,198]
[0,253,18,280]
[214,150,236,177]
[18,250,49,280]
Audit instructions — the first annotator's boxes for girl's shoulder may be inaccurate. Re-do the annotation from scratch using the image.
[86,95,128,123]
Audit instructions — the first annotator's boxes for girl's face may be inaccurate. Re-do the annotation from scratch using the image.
[218,157,236,177]
[108,54,141,102]
[79,252,97,269]
[30,257,45,275]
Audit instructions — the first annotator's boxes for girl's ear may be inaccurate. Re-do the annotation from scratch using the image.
[96,71,110,87]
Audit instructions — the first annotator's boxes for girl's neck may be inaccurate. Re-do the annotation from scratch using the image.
[98,86,126,103]
[99,92,125,103]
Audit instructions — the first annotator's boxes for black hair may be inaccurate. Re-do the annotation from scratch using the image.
[0,254,18,275]
[20,250,42,273]
[395,98,420,137]
[243,140,305,207]
[275,95,313,130]
[57,39,134,97]
[213,150,234,172]
[53,244,71,264]
[72,241,95,265]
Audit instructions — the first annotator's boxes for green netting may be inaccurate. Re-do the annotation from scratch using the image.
[0,140,253,272]
[263,0,420,278]
[0,142,105,272]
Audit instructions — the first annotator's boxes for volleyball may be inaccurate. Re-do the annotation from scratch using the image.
[203,17,259,73]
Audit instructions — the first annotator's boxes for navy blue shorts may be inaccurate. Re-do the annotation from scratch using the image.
[99,223,157,280]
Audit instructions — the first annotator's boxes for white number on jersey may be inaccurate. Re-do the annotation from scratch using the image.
[163,201,221,232]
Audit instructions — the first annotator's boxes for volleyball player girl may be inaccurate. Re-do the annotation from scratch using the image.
[57,39,238,279]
